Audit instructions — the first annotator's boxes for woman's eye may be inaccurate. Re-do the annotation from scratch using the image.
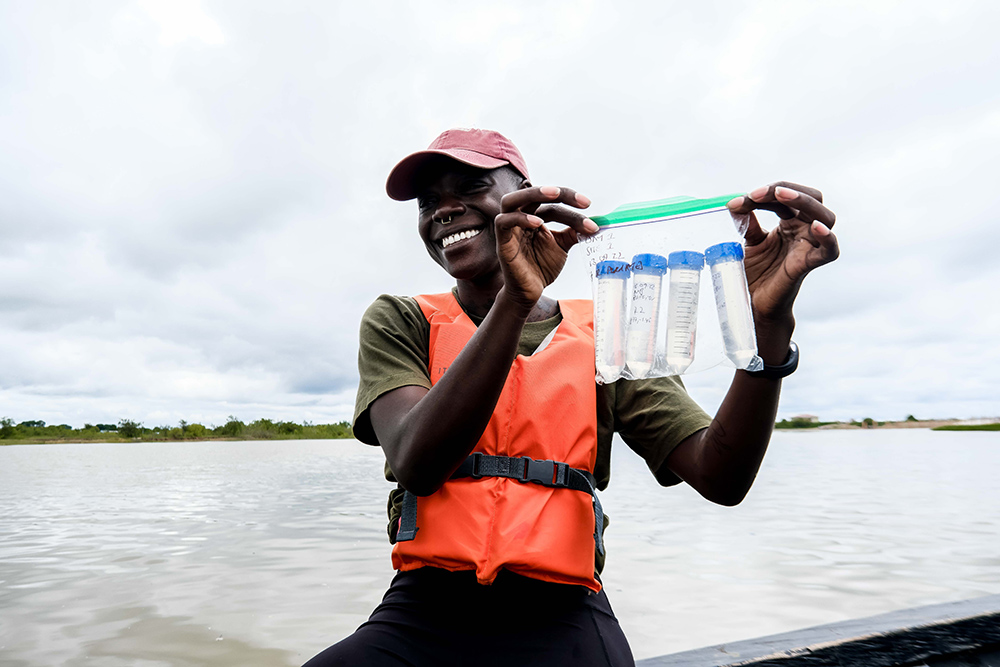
[461,181,488,194]
[418,196,437,210]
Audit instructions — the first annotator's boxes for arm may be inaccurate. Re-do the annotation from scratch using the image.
[371,186,598,496]
[370,289,532,496]
[665,182,839,506]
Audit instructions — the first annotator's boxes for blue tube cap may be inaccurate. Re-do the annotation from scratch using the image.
[705,242,745,265]
[631,253,667,275]
[667,251,705,270]
[596,260,630,279]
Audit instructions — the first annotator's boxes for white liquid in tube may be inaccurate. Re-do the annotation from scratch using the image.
[626,254,666,379]
[665,251,704,375]
[594,260,630,382]
[705,242,758,369]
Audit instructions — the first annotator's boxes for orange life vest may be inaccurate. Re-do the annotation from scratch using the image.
[391,292,602,592]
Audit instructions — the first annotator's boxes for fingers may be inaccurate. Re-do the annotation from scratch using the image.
[728,195,794,220]
[534,203,598,233]
[494,209,546,247]
[498,186,599,246]
[501,186,592,214]
[786,221,839,280]
[772,187,836,228]
[808,221,840,266]
[495,208,598,253]
[728,182,835,228]
[751,181,824,203]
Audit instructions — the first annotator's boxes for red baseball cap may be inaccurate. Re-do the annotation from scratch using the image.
[386,128,530,201]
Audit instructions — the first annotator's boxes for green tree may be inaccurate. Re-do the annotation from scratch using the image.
[0,417,14,439]
[278,421,302,435]
[246,419,278,439]
[186,423,207,438]
[118,419,143,438]
[217,416,244,437]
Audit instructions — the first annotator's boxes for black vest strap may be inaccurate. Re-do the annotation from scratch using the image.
[395,488,420,542]
[395,454,605,556]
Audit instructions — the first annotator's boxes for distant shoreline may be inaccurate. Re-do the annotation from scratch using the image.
[0,417,353,445]
[5,420,999,447]
[0,434,357,446]
[777,419,1000,432]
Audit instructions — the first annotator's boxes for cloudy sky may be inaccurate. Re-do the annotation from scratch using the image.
[1,0,997,429]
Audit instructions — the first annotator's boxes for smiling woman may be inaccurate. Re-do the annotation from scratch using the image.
[411,161,516,283]
[302,128,839,667]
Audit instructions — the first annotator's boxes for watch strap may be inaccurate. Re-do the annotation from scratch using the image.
[745,341,799,379]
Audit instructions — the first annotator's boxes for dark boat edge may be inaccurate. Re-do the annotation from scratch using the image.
[638,594,1000,667]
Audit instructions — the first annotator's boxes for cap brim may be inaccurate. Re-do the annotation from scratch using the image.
[385,149,509,201]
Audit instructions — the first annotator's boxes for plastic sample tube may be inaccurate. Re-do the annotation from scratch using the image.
[626,253,667,379]
[705,242,757,369]
[665,251,704,375]
[594,260,630,381]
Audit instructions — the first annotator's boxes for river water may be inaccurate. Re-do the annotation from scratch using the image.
[1,430,998,665]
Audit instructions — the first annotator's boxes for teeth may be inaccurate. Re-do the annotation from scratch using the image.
[441,228,481,248]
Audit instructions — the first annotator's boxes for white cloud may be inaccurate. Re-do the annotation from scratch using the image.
[1,1,998,426]
[137,0,226,47]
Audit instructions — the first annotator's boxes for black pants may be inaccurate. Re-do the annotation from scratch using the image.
[303,568,635,667]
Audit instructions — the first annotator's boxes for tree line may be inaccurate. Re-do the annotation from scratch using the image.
[774,415,924,429]
[0,416,353,442]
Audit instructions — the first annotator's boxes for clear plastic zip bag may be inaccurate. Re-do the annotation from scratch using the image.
[580,194,764,383]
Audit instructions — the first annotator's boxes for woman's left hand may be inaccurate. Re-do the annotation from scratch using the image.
[727,182,840,354]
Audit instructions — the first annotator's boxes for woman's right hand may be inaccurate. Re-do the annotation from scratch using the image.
[494,186,598,315]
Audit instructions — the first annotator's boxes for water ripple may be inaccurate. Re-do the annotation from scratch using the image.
[1,433,998,663]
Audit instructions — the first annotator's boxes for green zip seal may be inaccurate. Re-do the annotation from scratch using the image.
[590,193,745,229]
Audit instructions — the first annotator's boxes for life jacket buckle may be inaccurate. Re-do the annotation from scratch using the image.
[518,457,562,487]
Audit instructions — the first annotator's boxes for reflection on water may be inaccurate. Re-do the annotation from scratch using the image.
[0,441,395,666]
[71,606,298,667]
[1,431,998,663]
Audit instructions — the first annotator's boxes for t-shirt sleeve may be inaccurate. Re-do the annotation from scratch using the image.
[613,375,713,487]
[352,295,432,446]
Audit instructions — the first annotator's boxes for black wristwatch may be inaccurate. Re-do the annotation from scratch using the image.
[745,341,799,379]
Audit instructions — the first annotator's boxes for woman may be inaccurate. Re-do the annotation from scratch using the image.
[304,128,839,666]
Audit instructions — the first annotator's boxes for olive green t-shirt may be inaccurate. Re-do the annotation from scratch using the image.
[352,290,712,570]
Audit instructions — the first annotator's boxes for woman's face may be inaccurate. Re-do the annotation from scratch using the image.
[415,162,522,283]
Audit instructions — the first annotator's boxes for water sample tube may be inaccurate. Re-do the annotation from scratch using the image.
[594,260,630,381]
[626,253,667,379]
[705,242,757,369]
[665,251,704,375]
